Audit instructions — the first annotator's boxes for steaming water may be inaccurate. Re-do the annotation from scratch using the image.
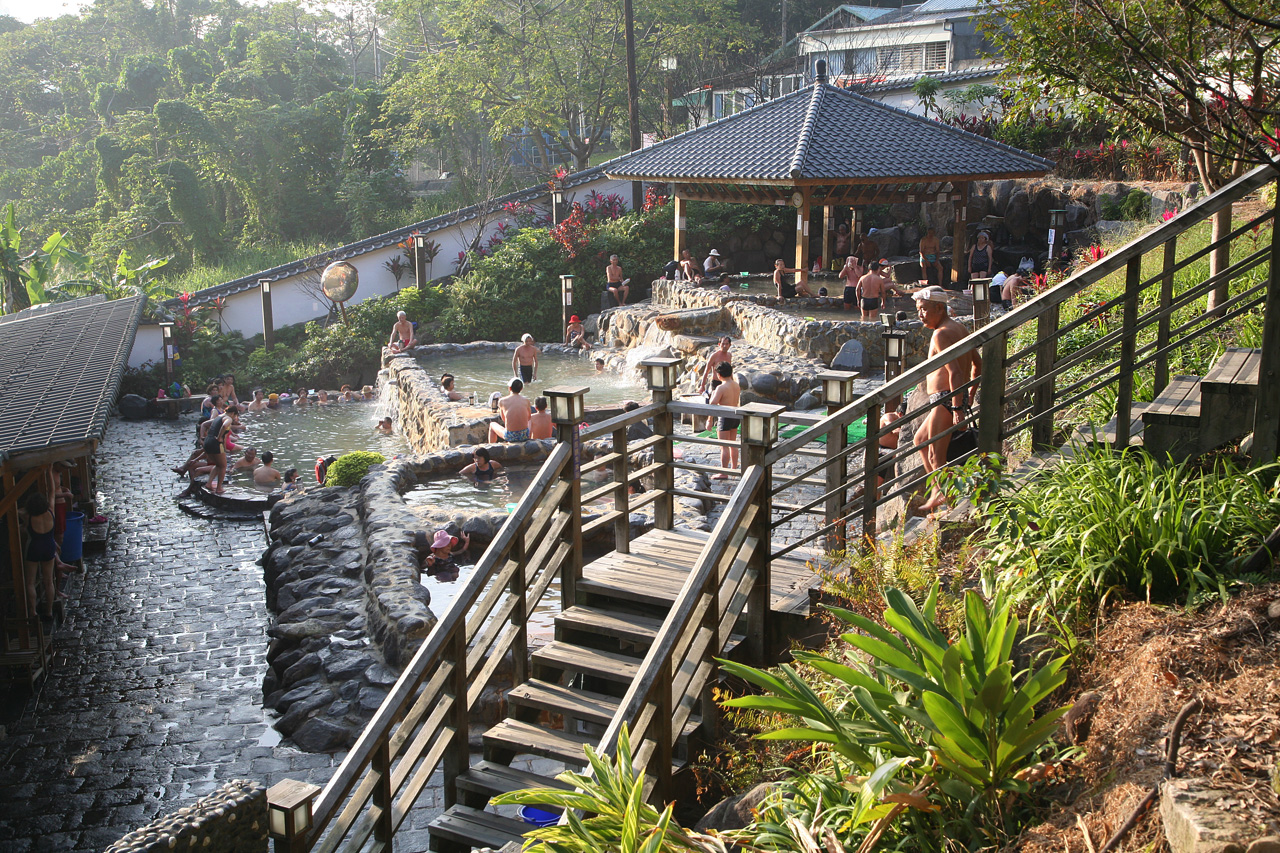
[230,401,407,481]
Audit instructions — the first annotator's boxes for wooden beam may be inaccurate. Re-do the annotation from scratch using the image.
[4,464,33,647]
[794,189,810,285]
[822,205,834,272]
[0,465,45,518]
[7,441,96,474]
[673,195,687,262]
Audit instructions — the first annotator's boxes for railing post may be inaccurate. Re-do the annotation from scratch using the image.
[860,403,881,549]
[653,667,674,802]
[547,386,588,610]
[818,372,856,552]
[738,403,783,663]
[1031,304,1059,450]
[612,427,631,553]
[640,357,682,531]
[1154,236,1178,395]
[1114,257,1142,449]
[1252,182,1280,463]
[977,332,1006,454]
[373,739,394,843]
[442,626,470,809]
[510,530,528,687]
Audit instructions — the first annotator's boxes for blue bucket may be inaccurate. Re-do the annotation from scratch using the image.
[62,511,85,562]
[517,806,560,828]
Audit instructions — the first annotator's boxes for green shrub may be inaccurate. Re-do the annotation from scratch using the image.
[324,451,385,487]
[722,586,1069,846]
[1120,188,1150,220]
[980,447,1280,621]
[441,229,565,342]
[245,344,302,392]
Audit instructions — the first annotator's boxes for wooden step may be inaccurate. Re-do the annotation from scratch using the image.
[1202,347,1260,392]
[508,679,619,724]
[454,760,572,802]
[556,605,663,646]
[482,719,594,766]
[532,641,640,684]
[577,576,676,610]
[428,804,531,853]
[1201,347,1260,452]
[1143,375,1202,427]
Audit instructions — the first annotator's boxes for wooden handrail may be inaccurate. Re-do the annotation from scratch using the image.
[765,159,1280,465]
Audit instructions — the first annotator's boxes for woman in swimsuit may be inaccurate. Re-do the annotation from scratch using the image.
[202,406,240,493]
[21,492,58,620]
[459,448,503,483]
[968,232,994,279]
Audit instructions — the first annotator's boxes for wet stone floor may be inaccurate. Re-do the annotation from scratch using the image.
[0,418,410,852]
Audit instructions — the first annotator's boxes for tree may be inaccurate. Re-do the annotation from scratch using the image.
[0,204,87,314]
[987,0,1280,310]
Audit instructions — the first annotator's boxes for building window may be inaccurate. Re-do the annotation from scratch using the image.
[877,41,949,73]
[714,93,724,119]
[924,41,948,70]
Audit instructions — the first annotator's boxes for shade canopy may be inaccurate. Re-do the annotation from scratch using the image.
[604,80,1053,196]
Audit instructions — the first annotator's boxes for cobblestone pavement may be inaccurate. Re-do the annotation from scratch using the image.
[0,418,366,852]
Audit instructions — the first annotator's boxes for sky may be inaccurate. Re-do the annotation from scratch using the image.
[0,0,90,23]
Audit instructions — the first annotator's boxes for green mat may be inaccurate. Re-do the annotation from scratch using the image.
[689,416,867,443]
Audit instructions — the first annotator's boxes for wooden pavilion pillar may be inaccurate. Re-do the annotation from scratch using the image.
[822,204,834,270]
[672,194,687,262]
[794,189,810,285]
[951,182,969,288]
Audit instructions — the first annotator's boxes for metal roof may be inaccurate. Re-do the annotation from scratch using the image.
[0,294,144,461]
[169,165,612,309]
[603,81,1053,183]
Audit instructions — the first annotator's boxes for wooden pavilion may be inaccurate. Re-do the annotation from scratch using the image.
[604,63,1054,285]
[0,294,144,684]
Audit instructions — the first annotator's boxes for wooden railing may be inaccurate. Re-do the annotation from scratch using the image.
[761,160,1279,559]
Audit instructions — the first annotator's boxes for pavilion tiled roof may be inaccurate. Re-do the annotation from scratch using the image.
[0,294,144,461]
[603,82,1053,183]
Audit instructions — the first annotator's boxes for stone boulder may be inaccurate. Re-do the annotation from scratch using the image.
[832,339,865,371]
[868,226,901,259]
[1004,191,1031,239]
[695,783,775,833]
[990,180,1016,216]
[118,393,149,420]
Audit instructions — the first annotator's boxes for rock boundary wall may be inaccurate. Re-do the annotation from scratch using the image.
[105,780,267,853]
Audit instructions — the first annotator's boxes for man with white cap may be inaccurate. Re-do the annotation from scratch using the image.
[912,285,981,513]
[513,334,539,382]
[703,249,728,281]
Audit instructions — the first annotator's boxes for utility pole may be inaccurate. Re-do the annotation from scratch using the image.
[623,0,643,212]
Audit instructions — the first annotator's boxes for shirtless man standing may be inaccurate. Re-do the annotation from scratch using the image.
[489,378,534,443]
[857,231,881,268]
[856,262,894,320]
[839,255,864,311]
[918,227,944,286]
[708,362,742,478]
[389,311,418,353]
[513,334,539,382]
[606,255,630,305]
[911,286,981,513]
[697,337,733,431]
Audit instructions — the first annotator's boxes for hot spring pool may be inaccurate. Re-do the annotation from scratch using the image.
[416,351,647,408]
[402,466,615,513]
[229,401,407,483]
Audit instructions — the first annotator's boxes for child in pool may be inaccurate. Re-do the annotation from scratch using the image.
[418,529,470,575]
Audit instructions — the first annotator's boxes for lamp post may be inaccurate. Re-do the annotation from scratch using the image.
[818,371,857,552]
[160,322,175,388]
[971,276,991,329]
[551,188,564,227]
[640,356,681,530]
[267,779,321,853]
[260,278,274,349]
[560,274,574,338]
[546,384,588,609]
[1048,208,1066,270]
[413,234,429,291]
[882,319,909,381]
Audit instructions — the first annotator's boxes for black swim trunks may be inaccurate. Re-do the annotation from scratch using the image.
[843,286,858,305]
[780,281,797,299]
[519,364,534,383]
[718,416,741,433]
[861,297,881,311]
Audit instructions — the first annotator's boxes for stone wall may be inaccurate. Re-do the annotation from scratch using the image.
[105,780,267,853]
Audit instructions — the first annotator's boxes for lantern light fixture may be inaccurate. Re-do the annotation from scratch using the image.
[545,386,588,424]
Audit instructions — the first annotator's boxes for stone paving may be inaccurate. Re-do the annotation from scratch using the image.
[0,418,436,852]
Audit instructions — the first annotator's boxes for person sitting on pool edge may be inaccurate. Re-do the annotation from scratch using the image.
[565,315,590,350]
[488,378,533,443]
[460,447,503,482]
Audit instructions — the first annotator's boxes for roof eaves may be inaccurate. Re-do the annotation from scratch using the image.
[789,84,824,179]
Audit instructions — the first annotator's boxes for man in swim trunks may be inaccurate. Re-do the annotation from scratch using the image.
[489,378,534,442]
[697,336,733,431]
[606,255,630,305]
[389,311,419,353]
[839,255,864,311]
[513,334,539,382]
[856,262,895,320]
[912,286,981,513]
[857,231,881,268]
[708,361,741,478]
[918,227,944,286]
[1000,271,1028,309]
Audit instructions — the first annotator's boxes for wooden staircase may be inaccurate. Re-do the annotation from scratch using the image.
[427,528,765,852]
[1142,348,1262,460]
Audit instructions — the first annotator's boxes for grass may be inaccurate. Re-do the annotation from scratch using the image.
[161,240,331,294]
